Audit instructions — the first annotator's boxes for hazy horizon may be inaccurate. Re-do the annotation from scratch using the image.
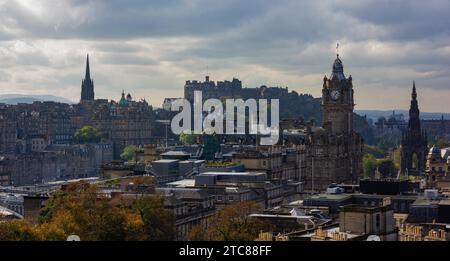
[1,0,450,112]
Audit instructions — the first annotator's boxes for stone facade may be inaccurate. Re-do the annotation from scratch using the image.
[231,145,307,183]
[425,146,450,189]
[339,204,396,241]
[184,76,288,103]
[0,113,17,153]
[77,97,154,158]
[0,144,113,186]
[304,55,364,191]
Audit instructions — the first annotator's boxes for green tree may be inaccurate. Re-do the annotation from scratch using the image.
[202,134,220,160]
[363,154,377,178]
[74,126,101,143]
[120,145,137,162]
[391,148,402,170]
[364,145,386,159]
[377,159,397,178]
[179,130,198,145]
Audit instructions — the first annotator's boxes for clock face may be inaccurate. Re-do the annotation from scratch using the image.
[330,90,340,100]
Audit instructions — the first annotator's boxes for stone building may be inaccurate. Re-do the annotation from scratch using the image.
[75,55,155,158]
[231,145,307,183]
[422,115,450,141]
[156,188,216,240]
[0,114,17,153]
[1,144,112,186]
[339,204,397,241]
[184,75,288,103]
[304,55,364,191]
[0,101,77,147]
[400,82,428,176]
[425,146,450,189]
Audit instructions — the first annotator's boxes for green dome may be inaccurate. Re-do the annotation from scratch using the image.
[119,90,129,106]
[119,97,128,106]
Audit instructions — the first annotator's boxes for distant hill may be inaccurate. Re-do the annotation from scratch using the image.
[356,109,450,121]
[0,94,74,105]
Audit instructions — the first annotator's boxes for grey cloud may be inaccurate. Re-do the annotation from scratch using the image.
[0,0,450,112]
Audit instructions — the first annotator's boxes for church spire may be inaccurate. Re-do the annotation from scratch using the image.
[412,80,417,100]
[80,53,94,101]
[85,54,91,80]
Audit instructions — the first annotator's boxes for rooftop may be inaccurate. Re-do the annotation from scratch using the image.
[152,159,179,164]
[161,151,190,156]
[166,179,196,188]
[200,171,265,176]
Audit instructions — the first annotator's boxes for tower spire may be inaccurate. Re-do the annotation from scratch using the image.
[85,54,91,80]
[408,81,420,131]
[336,42,340,57]
[412,80,417,100]
[80,53,94,101]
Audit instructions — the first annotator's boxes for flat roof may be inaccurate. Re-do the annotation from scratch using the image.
[298,226,360,239]
[166,179,195,188]
[161,151,190,156]
[308,193,418,201]
[153,159,179,163]
[200,171,265,176]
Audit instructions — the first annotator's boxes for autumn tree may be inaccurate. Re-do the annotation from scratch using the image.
[189,201,270,241]
[0,220,39,241]
[0,181,176,241]
[38,182,174,241]
[39,182,129,241]
[133,194,176,241]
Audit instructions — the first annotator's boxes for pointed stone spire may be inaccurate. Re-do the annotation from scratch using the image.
[408,80,421,133]
[80,53,94,101]
[85,54,91,80]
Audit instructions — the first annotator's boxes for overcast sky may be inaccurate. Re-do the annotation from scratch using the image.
[0,0,449,112]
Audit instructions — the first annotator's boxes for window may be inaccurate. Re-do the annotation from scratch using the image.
[228,196,234,202]
[375,214,380,230]
[217,196,223,202]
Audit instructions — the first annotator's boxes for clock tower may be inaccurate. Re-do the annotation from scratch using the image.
[304,53,364,191]
[322,54,354,135]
